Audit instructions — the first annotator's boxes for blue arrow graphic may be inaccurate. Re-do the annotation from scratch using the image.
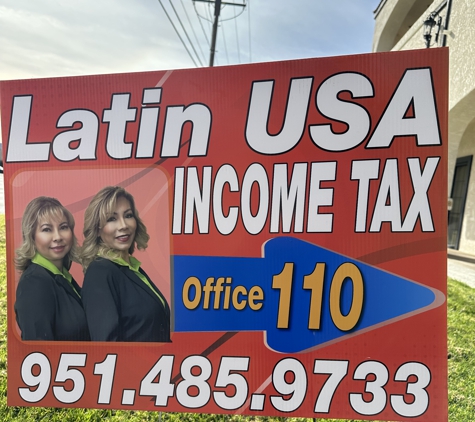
[173,237,440,353]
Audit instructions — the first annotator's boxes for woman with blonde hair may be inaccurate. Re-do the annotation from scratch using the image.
[81,186,170,342]
[14,196,90,341]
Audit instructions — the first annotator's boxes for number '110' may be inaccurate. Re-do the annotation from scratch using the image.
[272,262,364,331]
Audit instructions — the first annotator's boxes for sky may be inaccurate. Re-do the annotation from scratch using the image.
[0,0,381,81]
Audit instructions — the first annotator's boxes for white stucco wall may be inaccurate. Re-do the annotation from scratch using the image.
[391,7,434,50]
[374,0,475,253]
[455,119,475,253]
[446,0,475,107]
[441,0,475,254]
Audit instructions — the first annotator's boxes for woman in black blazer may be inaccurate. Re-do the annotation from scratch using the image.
[14,197,90,341]
[80,186,170,342]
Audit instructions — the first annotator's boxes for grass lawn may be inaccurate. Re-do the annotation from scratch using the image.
[0,213,472,421]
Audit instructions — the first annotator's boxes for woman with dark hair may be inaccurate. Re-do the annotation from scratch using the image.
[80,186,170,342]
[15,196,90,341]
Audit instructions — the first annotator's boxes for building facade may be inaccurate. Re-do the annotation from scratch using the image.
[373,0,475,254]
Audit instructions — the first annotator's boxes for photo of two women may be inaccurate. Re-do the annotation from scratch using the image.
[12,168,172,343]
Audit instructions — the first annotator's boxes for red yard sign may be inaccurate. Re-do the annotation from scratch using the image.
[0,48,448,421]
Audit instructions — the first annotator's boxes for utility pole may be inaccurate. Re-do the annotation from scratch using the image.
[209,0,221,67]
[194,0,245,67]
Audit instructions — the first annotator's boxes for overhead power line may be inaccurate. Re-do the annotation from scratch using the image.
[192,2,211,46]
[180,0,207,63]
[167,0,204,66]
[157,0,200,67]
[234,11,240,63]
[247,0,251,62]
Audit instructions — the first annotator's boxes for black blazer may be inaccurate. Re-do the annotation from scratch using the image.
[15,263,90,341]
[82,258,171,342]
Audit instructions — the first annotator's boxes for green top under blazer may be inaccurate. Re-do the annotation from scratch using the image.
[81,258,171,342]
[15,262,90,341]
